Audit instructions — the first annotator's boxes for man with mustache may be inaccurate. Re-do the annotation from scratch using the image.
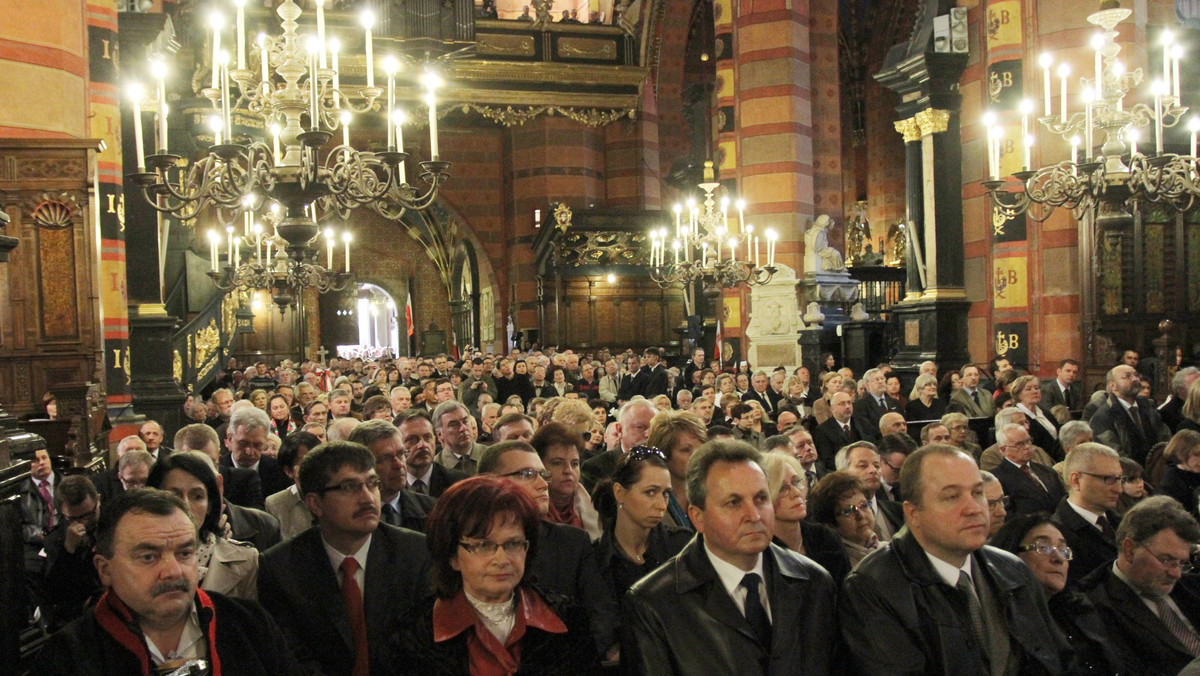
[840,445,1070,674]
[36,488,302,674]
[396,410,466,497]
[258,441,432,676]
[622,439,837,675]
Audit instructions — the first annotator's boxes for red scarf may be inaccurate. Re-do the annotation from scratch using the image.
[92,588,223,676]
[545,497,583,530]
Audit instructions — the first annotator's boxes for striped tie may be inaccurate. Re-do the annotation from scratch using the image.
[1157,597,1200,657]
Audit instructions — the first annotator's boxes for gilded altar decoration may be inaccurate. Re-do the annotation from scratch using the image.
[222,291,242,338]
[914,109,950,136]
[554,204,573,232]
[456,104,635,128]
[558,38,617,61]
[476,34,537,57]
[194,319,221,378]
[173,349,183,383]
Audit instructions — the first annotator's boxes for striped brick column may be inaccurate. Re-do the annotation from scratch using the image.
[605,86,661,209]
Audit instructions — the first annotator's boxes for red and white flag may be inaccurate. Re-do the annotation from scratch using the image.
[405,288,414,337]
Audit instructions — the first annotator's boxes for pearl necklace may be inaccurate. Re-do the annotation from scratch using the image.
[465,590,516,642]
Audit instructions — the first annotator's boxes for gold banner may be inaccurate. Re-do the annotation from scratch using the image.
[986,0,1023,51]
[993,255,1028,308]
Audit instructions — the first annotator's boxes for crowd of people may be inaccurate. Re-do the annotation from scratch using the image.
[17,343,1200,674]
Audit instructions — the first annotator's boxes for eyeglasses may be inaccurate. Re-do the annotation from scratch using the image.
[459,538,530,556]
[316,477,382,496]
[987,495,1013,511]
[629,446,667,462]
[1019,542,1074,560]
[61,504,99,524]
[835,500,872,519]
[881,459,903,473]
[782,476,807,497]
[501,467,552,482]
[1138,543,1195,573]
[1079,471,1126,486]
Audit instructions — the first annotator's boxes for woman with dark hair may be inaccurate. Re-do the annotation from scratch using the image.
[808,471,884,569]
[591,447,691,602]
[758,453,851,585]
[147,451,259,599]
[1116,456,1150,516]
[268,393,297,438]
[938,370,962,402]
[729,403,765,449]
[819,351,836,374]
[1155,430,1200,513]
[397,475,600,674]
[531,422,601,540]
[990,513,1124,675]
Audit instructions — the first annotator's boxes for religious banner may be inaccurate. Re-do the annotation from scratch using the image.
[994,322,1028,370]
[722,295,741,329]
[991,207,1027,243]
[993,255,1028,309]
[987,60,1024,109]
[986,0,1023,52]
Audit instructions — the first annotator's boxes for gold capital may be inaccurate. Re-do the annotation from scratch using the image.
[914,109,951,137]
[893,117,921,143]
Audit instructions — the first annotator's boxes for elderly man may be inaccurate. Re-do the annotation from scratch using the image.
[840,445,1070,674]
[348,420,436,533]
[477,441,617,660]
[743,370,784,416]
[220,406,291,496]
[37,489,301,674]
[1082,496,1200,675]
[258,442,431,676]
[622,439,837,675]
[1053,442,1126,586]
[919,361,938,379]
[878,412,908,439]
[206,388,236,431]
[137,420,171,459]
[431,400,486,475]
[852,368,903,442]
[491,411,536,444]
[981,471,1009,537]
[814,391,859,471]
[580,398,657,492]
[979,408,1055,471]
[950,365,996,418]
[989,423,1066,517]
[1090,364,1172,464]
[97,448,155,504]
[836,441,903,539]
[395,410,466,497]
[388,385,412,417]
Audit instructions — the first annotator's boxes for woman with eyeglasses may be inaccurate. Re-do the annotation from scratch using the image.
[759,453,851,585]
[1154,430,1200,513]
[147,451,259,600]
[990,513,1124,675]
[591,447,692,605]
[808,471,885,569]
[397,475,601,674]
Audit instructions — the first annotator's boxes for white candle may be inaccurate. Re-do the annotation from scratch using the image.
[227,226,235,265]
[362,11,375,88]
[153,60,167,152]
[270,124,281,163]
[220,54,232,140]
[330,39,340,108]
[1040,53,1053,116]
[210,12,222,89]
[1019,100,1032,170]
[235,0,246,69]
[342,111,351,148]
[754,236,760,267]
[1190,118,1199,157]
[1129,127,1139,157]
[673,241,680,264]
[130,84,146,171]
[254,223,262,263]
[209,231,218,272]
[1058,63,1070,121]
[1154,81,1165,155]
[385,57,396,148]
[1071,136,1080,166]
[259,34,269,86]
[729,238,737,263]
[1083,88,1094,160]
[316,0,327,69]
[701,242,708,267]
[1162,31,1173,94]
[737,200,745,235]
[326,229,335,268]
[427,91,439,160]
[342,231,351,272]
[265,238,272,266]
[308,41,319,130]
[1172,45,1183,99]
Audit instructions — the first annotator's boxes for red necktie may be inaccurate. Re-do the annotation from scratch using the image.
[1020,465,1046,492]
[38,481,55,529]
[340,557,369,676]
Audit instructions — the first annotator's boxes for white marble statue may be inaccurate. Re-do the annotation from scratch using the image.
[804,215,847,274]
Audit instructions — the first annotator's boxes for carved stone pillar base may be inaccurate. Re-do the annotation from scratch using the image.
[889,299,971,374]
[129,307,186,442]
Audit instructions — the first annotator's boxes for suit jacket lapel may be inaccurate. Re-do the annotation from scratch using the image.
[764,549,804,661]
[302,531,355,652]
[364,531,392,650]
[1106,571,1191,655]
[679,539,758,645]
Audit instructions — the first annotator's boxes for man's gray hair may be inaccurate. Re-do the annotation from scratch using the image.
[228,405,271,436]
[174,424,220,455]
[1064,442,1121,478]
[326,417,359,442]
[835,441,879,470]
[619,398,657,424]
[863,368,883,383]
[1059,420,1093,452]
[348,419,401,447]
[117,435,147,454]
[118,448,155,472]
[685,439,763,510]
[481,402,501,416]
[1115,495,1200,547]
[995,423,1026,448]
[994,407,1025,429]
[1173,367,1200,397]
[432,400,469,432]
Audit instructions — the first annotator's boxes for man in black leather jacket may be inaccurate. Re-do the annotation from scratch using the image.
[840,444,1071,675]
[622,439,837,675]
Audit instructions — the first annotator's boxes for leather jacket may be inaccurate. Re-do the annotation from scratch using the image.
[839,528,1071,675]
[622,536,837,675]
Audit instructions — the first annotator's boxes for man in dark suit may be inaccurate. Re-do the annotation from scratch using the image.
[990,424,1066,516]
[814,391,858,471]
[350,419,438,533]
[396,410,466,497]
[479,440,618,659]
[1041,359,1084,411]
[1081,495,1200,675]
[851,368,903,442]
[258,441,432,676]
[742,370,784,417]
[623,439,837,675]
[221,406,292,496]
[225,498,282,551]
[635,347,670,399]
[175,422,264,509]
[788,425,828,493]
[681,348,706,391]
[1090,364,1172,464]
[1052,442,1126,587]
[616,354,642,402]
[836,441,903,539]
[581,398,658,492]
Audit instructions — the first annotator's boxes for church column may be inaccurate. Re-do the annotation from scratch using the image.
[605,86,661,209]
[893,117,924,299]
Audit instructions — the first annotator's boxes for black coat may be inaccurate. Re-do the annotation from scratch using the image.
[852,394,903,442]
[634,364,669,399]
[533,520,617,657]
[594,523,693,600]
[773,521,853,587]
[1080,560,1200,676]
[742,387,784,415]
[258,524,432,676]
[225,499,282,551]
[381,489,438,533]
[1052,498,1120,588]
[219,453,292,499]
[839,529,1071,675]
[39,522,101,629]
[220,464,265,510]
[622,536,838,676]
[813,416,858,471]
[1089,394,1172,465]
[1046,589,1127,675]
[581,449,622,494]
[421,462,468,498]
[1156,465,1200,515]
[1021,405,1064,462]
[92,468,124,506]
[34,591,304,676]
[1159,395,1186,433]
[1042,379,1084,412]
[394,586,602,676]
[991,459,1068,517]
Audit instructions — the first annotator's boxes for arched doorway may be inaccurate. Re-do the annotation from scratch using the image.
[353,283,401,358]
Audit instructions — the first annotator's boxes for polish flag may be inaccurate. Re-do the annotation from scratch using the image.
[405,289,414,337]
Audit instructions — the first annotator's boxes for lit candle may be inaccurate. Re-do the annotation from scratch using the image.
[153,60,168,152]
[270,123,281,163]
[209,230,219,272]
[307,38,319,130]
[672,240,680,264]
[1083,87,1094,159]
[330,38,341,108]
[1190,117,1199,157]
[1114,61,1125,111]
[1018,99,1032,170]
[1024,135,1033,174]
[394,110,406,184]
[209,12,222,89]
[982,111,998,180]
[1039,53,1053,116]
[1070,135,1080,169]
[736,199,745,235]
[259,34,269,86]
[341,110,351,148]
[1153,80,1165,155]
[988,125,1002,181]
[227,225,235,265]
[1172,45,1183,100]
[219,52,232,140]
[316,0,327,69]
[325,228,335,268]
[342,231,352,272]
[426,90,439,161]
[754,235,760,267]
[701,241,708,267]
[209,114,223,146]
[1057,63,1070,121]
[384,56,397,148]
[1128,127,1139,157]
[361,11,375,88]
[729,238,737,263]
[129,84,146,171]
[235,0,246,69]
[1162,31,1173,95]
[767,230,777,266]
[265,237,272,266]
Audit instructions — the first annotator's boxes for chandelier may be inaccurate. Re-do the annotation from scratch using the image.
[649,162,778,295]
[125,0,451,309]
[982,4,1195,221]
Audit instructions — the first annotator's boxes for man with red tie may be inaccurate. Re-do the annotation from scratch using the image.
[20,449,60,575]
